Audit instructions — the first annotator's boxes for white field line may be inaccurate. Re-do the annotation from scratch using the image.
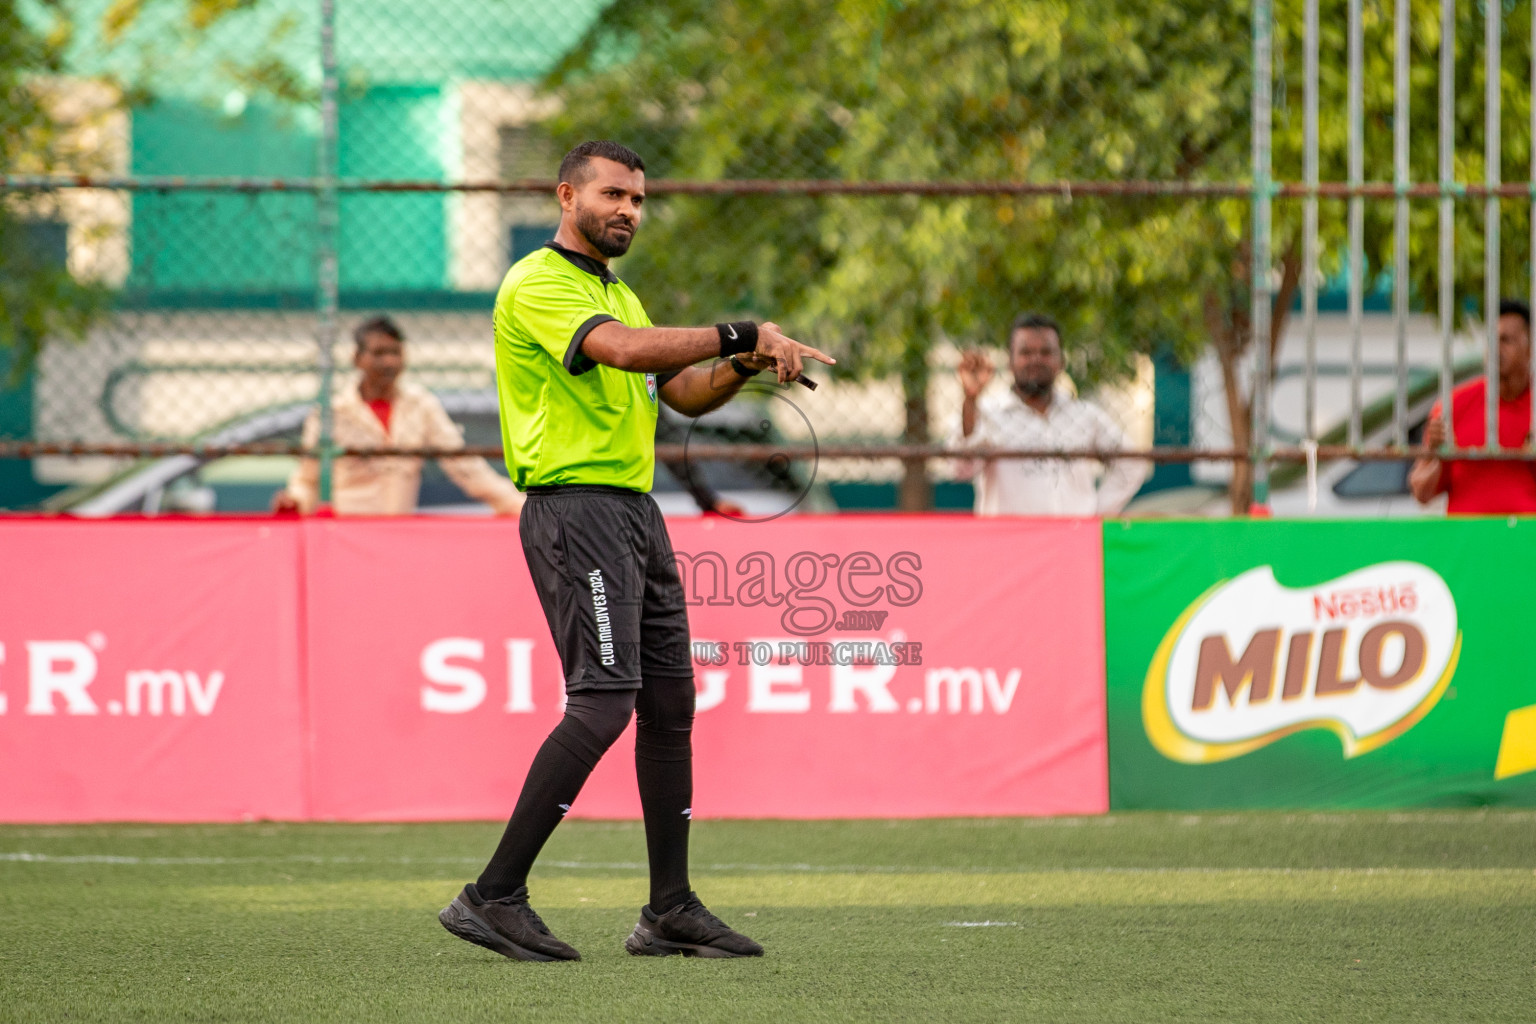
[2,852,1533,874]
[1020,812,1536,827]
[4,812,1532,840]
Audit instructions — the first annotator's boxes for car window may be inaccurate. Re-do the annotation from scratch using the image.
[416,413,508,507]
[1331,459,1412,498]
[97,399,821,515]
[1328,415,1426,500]
[656,407,809,494]
[163,455,300,513]
[416,409,811,509]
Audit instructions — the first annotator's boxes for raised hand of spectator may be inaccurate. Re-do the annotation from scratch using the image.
[1422,413,1447,454]
[1408,409,1449,504]
[958,349,994,399]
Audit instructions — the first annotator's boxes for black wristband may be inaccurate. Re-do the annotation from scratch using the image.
[728,355,759,378]
[716,321,758,356]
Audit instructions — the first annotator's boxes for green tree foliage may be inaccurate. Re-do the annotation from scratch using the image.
[546,0,1532,509]
[90,0,311,107]
[2,0,308,379]
[0,0,109,377]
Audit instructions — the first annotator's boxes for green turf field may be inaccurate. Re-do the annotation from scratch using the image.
[2,812,1533,1022]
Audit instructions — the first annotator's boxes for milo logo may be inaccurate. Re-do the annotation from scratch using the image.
[1143,562,1461,764]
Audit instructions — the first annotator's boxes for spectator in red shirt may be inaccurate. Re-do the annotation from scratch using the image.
[1409,299,1536,514]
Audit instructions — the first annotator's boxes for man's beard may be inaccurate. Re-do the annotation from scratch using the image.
[1016,377,1053,400]
[576,203,634,258]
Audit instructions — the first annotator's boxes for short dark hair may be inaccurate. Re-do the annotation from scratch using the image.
[558,140,645,187]
[1499,298,1531,329]
[1009,312,1063,350]
[354,314,404,352]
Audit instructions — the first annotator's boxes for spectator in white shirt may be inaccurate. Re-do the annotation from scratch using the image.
[951,312,1149,517]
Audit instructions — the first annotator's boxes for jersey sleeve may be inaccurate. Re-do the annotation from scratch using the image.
[509,269,617,376]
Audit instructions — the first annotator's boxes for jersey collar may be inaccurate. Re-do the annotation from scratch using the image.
[544,241,619,285]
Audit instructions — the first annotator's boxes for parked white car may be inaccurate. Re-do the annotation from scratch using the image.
[46,390,833,518]
[1127,365,1478,518]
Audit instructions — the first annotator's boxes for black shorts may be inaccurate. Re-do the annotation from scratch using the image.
[519,485,693,692]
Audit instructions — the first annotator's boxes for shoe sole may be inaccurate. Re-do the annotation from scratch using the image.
[624,920,763,959]
[438,897,579,962]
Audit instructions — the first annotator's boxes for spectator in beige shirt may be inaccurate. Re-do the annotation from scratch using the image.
[274,315,523,516]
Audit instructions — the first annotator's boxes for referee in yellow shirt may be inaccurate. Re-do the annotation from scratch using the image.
[439,140,834,961]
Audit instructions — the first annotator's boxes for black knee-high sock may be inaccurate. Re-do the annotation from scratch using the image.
[635,674,696,912]
[476,691,635,900]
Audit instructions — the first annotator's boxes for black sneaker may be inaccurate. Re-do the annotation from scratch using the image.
[624,892,764,958]
[438,883,580,962]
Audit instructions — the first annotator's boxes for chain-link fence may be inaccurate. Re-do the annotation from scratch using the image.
[4,0,1536,516]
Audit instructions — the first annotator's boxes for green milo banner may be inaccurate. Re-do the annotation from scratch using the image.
[1105,519,1536,808]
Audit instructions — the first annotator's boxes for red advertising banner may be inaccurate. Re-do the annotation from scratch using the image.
[2,515,1108,822]
[304,516,1108,821]
[0,520,307,822]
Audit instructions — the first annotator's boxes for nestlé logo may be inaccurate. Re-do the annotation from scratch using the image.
[1142,562,1461,763]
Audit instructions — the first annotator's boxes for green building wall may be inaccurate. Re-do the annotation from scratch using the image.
[81,0,611,305]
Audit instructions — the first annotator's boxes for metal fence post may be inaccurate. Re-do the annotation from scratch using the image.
[1486,0,1502,454]
[316,0,340,502]
[1251,0,1274,509]
[1303,0,1319,445]
[1439,0,1455,445]
[1347,0,1365,451]
[1393,0,1411,449]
